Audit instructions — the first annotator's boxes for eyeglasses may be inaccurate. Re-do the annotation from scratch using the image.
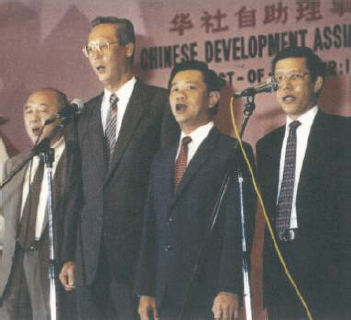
[82,41,118,58]
[274,71,310,84]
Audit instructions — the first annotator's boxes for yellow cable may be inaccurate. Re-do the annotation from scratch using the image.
[229,96,313,320]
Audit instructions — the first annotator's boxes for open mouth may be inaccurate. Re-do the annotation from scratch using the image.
[96,65,105,73]
[282,95,296,103]
[31,126,41,136]
[176,104,187,112]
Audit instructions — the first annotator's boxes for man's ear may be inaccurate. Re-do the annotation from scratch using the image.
[126,43,134,58]
[313,76,323,93]
[208,91,220,109]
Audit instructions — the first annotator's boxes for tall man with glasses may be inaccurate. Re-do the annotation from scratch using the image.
[59,16,178,319]
[256,46,350,319]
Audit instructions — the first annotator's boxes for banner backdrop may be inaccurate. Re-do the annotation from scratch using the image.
[0,0,350,318]
[0,0,349,151]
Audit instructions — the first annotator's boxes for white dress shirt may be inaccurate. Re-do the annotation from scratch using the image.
[176,121,214,164]
[277,106,318,229]
[101,76,136,139]
[20,137,66,240]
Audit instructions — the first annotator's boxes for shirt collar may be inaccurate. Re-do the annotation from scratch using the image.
[180,121,214,144]
[286,105,318,128]
[104,76,136,103]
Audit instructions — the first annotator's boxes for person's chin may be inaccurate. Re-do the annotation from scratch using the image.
[95,71,108,83]
[281,103,298,114]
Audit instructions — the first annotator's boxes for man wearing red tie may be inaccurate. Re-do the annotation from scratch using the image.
[135,60,255,320]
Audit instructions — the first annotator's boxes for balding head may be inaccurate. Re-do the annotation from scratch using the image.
[23,88,68,144]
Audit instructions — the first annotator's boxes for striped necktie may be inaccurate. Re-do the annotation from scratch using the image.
[105,93,118,160]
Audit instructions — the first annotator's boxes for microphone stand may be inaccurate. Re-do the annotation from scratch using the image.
[42,144,58,320]
[178,95,256,320]
[1,118,71,320]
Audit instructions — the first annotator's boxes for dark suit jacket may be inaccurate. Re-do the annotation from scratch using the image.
[134,127,255,316]
[61,80,179,288]
[0,138,75,314]
[257,111,351,319]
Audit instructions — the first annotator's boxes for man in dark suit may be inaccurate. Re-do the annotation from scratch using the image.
[257,46,350,319]
[135,60,255,320]
[0,88,75,320]
[59,16,178,319]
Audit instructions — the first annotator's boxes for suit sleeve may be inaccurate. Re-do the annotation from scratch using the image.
[133,158,157,297]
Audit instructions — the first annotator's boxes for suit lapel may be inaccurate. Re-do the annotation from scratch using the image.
[170,127,219,206]
[298,111,324,186]
[268,127,285,219]
[83,94,107,180]
[161,144,178,210]
[9,154,29,227]
[296,111,325,225]
[104,81,146,183]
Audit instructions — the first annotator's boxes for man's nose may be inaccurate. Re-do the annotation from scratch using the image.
[279,78,293,91]
[175,91,186,101]
[90,49,103,59]
[29,113,41,123]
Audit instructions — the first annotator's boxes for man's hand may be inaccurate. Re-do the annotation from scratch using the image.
[212,292,239,320]
[138,295,158,320]
[59,261,75,291]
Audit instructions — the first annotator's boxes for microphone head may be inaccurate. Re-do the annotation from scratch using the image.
[266,77,279,93]
[234,77,279,98]
[44,98,85,125]
[253,77,279,93]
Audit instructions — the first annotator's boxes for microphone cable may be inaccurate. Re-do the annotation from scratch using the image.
[229,96,313,320]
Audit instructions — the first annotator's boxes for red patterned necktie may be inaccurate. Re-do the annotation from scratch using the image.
[105,93,118,160]
[174,136,192,191]
[276,120,301,235]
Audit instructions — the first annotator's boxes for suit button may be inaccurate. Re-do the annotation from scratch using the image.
[165,245,172,252]
[166,217,173,226]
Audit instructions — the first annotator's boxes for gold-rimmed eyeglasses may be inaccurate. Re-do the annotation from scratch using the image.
[82,41,118,58]
[274,71,310,84]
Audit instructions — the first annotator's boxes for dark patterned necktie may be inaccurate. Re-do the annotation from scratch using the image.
[174,136,192,191]
[276,120,301,234]
[105,93,118,160]
[17,158,45,250]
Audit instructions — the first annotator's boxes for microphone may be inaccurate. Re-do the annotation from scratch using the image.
[234,77,279,98]
[44,99,84,125]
